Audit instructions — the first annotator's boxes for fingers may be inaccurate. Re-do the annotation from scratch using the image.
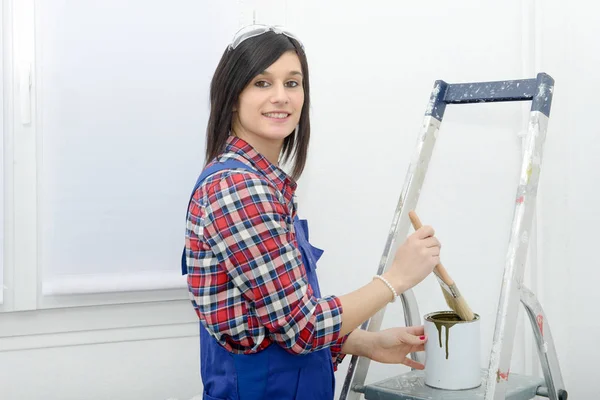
[402,357,425,370]
[423,237,441,249]
[414,228,441,258]
[405,325,425,336]
[400,329,427,346]
[423,237,441,258]
[415,225,434,239]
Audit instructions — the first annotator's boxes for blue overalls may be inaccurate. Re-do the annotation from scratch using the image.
[182,159,336,400]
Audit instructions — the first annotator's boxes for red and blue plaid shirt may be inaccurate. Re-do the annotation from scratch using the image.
[185,136,348,369]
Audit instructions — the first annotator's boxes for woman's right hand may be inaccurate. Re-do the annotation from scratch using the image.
[338,225,441,336]
[384,225,440,293]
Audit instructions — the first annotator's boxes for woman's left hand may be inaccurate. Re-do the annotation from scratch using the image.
[366,326,427,369]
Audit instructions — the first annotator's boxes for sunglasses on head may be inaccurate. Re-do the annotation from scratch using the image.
[228,24,305,51]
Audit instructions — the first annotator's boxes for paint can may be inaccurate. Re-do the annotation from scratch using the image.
[424,311,481,390]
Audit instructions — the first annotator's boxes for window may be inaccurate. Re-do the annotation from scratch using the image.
[3,0,243,312]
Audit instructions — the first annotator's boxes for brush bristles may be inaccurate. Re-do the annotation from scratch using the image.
[442,287,475,321]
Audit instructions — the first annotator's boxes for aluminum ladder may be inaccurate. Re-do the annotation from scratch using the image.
[339,73,568,400]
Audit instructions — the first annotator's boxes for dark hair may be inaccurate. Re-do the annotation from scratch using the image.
[205,31,310,180]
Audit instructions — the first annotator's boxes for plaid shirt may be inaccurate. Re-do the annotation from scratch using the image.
[185,136,348,370]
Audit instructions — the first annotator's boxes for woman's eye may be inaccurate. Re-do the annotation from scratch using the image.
[254,80,270,88]
[286,81,300,88]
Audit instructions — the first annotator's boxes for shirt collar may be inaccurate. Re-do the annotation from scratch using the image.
[221,136,297,193]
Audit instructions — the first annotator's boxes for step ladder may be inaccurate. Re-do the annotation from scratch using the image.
[339,73,568,400]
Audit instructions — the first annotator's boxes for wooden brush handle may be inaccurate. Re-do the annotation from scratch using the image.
[407,210,454,286]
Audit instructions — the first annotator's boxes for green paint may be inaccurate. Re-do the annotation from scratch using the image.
[429,312,462,360]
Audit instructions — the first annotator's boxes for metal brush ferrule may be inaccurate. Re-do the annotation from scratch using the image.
[434,272,460,298]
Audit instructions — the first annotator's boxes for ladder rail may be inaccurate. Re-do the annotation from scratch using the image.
[339,82,449,400]
[484,73,555,400]
[520,286,567,400]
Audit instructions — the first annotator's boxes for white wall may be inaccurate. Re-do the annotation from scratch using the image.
[1,1,598,399]
[535,1,600,397]
[0,0,5,305]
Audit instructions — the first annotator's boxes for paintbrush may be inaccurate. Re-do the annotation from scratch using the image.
[408,210,475,321]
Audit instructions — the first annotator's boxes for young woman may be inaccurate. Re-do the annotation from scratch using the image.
[182,25,441,400]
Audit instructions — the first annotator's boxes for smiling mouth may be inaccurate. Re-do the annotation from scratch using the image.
[263,112,291,119]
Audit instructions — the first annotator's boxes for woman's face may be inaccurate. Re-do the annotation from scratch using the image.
[232,50,304,147]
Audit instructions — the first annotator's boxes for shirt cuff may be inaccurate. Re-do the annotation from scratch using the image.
[330,331,351,371]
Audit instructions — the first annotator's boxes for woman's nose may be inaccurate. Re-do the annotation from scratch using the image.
[270,83,289,104]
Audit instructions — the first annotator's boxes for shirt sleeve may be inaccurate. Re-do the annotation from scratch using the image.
[330,332,351,371]
[203,171,344,355]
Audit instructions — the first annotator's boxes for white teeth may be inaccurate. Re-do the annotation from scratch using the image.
[263,112,289,119]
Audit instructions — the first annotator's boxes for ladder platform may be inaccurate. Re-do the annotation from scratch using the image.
[363,369,544,400]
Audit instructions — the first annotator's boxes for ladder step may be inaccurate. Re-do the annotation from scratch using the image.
[444,79,537,104]
[363,369,544,400]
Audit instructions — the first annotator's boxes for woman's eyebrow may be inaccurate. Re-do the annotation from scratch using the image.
[259,70,304,77]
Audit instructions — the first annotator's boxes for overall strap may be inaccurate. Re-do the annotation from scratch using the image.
[181,159,255,275]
